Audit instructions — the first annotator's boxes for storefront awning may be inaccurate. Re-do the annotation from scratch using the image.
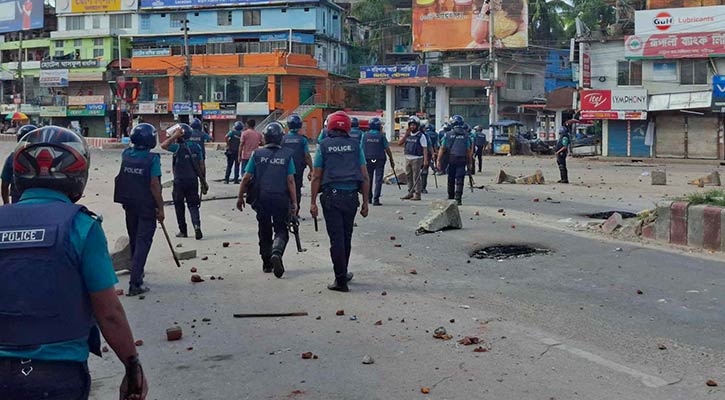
[649,91,712,111]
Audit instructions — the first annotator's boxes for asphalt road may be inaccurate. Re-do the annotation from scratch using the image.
[1,142,723,399]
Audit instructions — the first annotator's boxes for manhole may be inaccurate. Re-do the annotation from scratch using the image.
[586,211,637,220]
[471,245,550,260]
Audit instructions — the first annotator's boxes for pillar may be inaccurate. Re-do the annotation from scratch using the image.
[602,119,609,157]
[385,84,395,142]
[434,85,449,131]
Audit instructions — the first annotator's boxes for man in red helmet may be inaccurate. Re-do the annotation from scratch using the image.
[310,111,370,292]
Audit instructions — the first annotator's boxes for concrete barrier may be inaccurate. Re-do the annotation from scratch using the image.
[655,201,673,243]
[670,202,689,246]
[687,205,705,248]
[645,202,725,253]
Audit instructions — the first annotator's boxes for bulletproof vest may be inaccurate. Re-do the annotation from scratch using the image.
[173,142,200,181]
[321,136,364,187]
[3,153,20,203]
[189,129,207,158]
[428,132,439,148]
[447,129,469,162]
[363,131,386,160]
[475,133,488,147]
[281,132,307,170]
[113,150,157,211]
[404,132,424,156]
[349,128,362,141]
[0,202,95,348]
[556,134,570,154]
[228,130,241,153]
[253,146,292,199]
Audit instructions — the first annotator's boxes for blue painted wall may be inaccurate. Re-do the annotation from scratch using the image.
[545,50,576,93]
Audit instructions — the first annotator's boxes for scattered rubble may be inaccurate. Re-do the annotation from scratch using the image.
[706,379,718,387]
[175,249,197,261]
[166,326,183,341]
[651,171,666,186]
[417,200,462,234]
[361,355,375,365]
[409,268,418,275]
[421,388,431,394]
[301,352,318,360]
[190,274,204,283]
[134,339,144,346]
[336,310,345,316]
[457,337,480,346]
[432,327,453,340]
[689,171,721,187]
[222,242,230,248]
[496,169,545,185]
[190,267,198,273]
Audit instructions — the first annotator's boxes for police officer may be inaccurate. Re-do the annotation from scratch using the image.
[555,126,570,184]
[0,126,147,400]
[349,117,363,142]
[436,122,452,175]
[420,124,438,194]
[362,117,395,206]
[113,123,164,296]
[237,122,297,278]
[161,123,206,240]
[224,121,243,184]
[317,119,329,142]
[310,111,370,292]
[437,115,473,205]
[398,116,429,201]
[281,114,313,212]
[189,117,212,160]
[473,125,488,173]
[1,124,36,204]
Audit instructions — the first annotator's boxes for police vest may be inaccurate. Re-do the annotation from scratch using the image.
[281,133,307,171]
[363,131,386,161]
[475,133,488,147]
[349,128,363,141]
[113,150,157,212]
[253,146,293,199]
[321,136,364,187]
[447,129,469,162]
[0,202,95,348]
[3,153,20,203]
[173,143,200,181]
[228,130,241,154]
[556,134,570,154]
[428,132,439,148]
[405,132,424,157]
[319,129,328,142]
[189,130,207,158]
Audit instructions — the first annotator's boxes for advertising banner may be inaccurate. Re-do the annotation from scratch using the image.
[625,32,725,59]
[71,0,121,13]
[359,65,428,80]
[580,111,647,120]
[0,0,44,34]
[713,75,725,113]
[580,43,591,88]
[67,104,106,117]
[581,89,648,111]
[40,69,69,87]
[634,6,725,35]
[172,102,201,114]
[68,95,105,106]
[140,0,308,10]
[137,102,156,114]
[40,106,67,117]
[0,104,17,114]
[259,32,314,44]
[203,102,236,120]
[236,102,269,116]
[41,59,102,69]
[412,0,528,52]
[132,48,172,57]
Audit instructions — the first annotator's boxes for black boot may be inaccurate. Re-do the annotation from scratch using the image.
[327,280,349,292]
[558,165,569,184]
[421,174,428,194]
[455,184,464,206]
[262,257,273,273]
[270,237,286,278]
[447,184,455,200]
[176,229,187,238]
[194,226,203,240]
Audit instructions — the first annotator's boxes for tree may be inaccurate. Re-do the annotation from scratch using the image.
[529,0,568,45]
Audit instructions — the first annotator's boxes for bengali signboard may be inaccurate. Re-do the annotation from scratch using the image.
[580,43,591,88]
[140,0,308,10]
[1,104,18,114]
[172,102,201,114]
[41,59,102,69]
[40,106,67,117]
[581,89,648,112]
[634,6,725,36]
[359,65,428,80]
[625,32,725,60]
[137,101,169,114]
[202,102,236,120]
[67,104,106,117]
[132,48,172,57]
[0,0,44,34]
[71,0,121,13]
[412,0,528,52]
[236,102,269,116]
[40,69,69,87]
[580,111,647,120]
[713,75,725,113]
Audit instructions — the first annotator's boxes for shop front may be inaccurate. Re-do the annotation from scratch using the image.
[581,88,650,158]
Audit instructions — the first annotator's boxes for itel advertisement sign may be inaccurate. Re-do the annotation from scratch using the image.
[635,6,725,35]
[581,89,648,112]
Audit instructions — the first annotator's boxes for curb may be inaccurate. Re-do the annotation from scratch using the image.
[647,201,725,252]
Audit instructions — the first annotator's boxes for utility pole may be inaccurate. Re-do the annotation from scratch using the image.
[487,0,497,129]
[17,31,24,105]
[182,18,192,122]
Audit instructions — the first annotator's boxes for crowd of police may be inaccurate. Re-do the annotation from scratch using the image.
[0,109,570,398]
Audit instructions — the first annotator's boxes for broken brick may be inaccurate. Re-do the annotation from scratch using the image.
[457,337,480,346]
[374,320,383,326]
[201,256,208,261]
[706,379,718,387]
[409,268,418,275]
[421,388,431,394]
[473,346,488,353]
[336,310,345,316]
[190,267,197,273]
[166,326,183,341]
[134,339,143,346]
[191,274,204,283]
[101,346,109,353]
[390,236,396,240]
[301,352,314,359]
[394,244,402,248]
[222,242,230,248]
[115,289,124,296]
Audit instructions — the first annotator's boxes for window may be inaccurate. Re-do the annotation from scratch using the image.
[93,48,104,58]
[449,64,481,80]
[506,73,518,89]
[243,10,261,26]
[680,59,709,85]
[275,80,283,103]
[54,41,63,48]
[217,11,232,26]
[399,88,410,100]
[170,13,186,28]
[93,38,103,46]
[140,14,150,31]
[54,50,64,57]
[92,15,101,29]
[617,60,642,86]
[521,74,533,90]
[74,39,82,47]
[110,14,132,30]
[66,16,85,30]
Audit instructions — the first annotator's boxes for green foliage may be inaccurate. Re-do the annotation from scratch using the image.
[685,190,725,207]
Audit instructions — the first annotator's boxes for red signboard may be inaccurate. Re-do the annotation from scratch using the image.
[582,53,591,88]
[625,32,725,59]
[581,90,612,111]
[581,111,647,120]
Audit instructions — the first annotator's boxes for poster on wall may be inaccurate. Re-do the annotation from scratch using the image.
[412,0,528,52]
[0,0,44,34]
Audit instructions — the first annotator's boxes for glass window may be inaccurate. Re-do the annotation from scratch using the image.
[67,16,85,31]
[617,61,642,86]
[680,59,709,85]
[217,11,232,26]
[243,10,261,26]
[275,80,283,103]
[54,50,64,57]
[140,14,150,30]
[55,41,63,48]
[92,16,101,29]
[93,38,103,46]
[170,13,186,28]
[74,39,82,47]
[506,73,518,90]
[93,48,104,58]
[521,74,533,90]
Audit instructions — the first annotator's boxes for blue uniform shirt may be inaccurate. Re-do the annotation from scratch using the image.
[0,189,118,362]
[168,142,205,160]
[1,153,12,182]
[244,150,297,176]
[124,148,162,178]
[313,139,366,191]
[359,130,390,149]
[288,130,311,154]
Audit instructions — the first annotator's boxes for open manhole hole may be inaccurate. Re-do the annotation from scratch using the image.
[471,245,550,260]
[586,211,637,220]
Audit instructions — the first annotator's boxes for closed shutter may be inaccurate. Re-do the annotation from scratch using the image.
[655,114,685,158]
[687,116,719,160]
[608,120,628,157]
[629,120,651,158]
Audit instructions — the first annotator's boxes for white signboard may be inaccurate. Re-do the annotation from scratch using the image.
[635,5,725,35]
[40,69,69,87]
[611,89,648,111]
[137,102,156,114]
[236,102,269,116]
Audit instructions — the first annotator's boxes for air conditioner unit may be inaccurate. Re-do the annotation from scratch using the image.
[213,92,224,101]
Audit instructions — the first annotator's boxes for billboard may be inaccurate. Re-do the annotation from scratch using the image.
[581,89,648,112]
[0,0,44,34]
[360,65,428,80]
[140,0,308,9]
[635,5,725,35]
[412,0,528,52]
[625,32,725,59]
[713,75,725,112]
[40,69,69,87]
[56,0,138,13]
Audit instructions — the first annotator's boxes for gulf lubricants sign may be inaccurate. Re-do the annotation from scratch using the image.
[634,5,725,35]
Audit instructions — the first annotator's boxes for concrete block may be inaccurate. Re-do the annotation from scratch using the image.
[655,201,673,243]
[514,170,545,185]
[417,200,462,233]
[689,171,721,187]
[384,171,407,185]
[670,202,689,246]
[601,212,623,234]
[641,223,656,239]
[174,249,197,260]
[703,206,722,251]
[110,236,131,272]
[651,171,666,186]
[687,205,706,249]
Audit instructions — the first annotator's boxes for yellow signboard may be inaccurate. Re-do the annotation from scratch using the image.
[71,0,121,13]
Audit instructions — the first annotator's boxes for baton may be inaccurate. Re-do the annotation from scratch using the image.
[432,164,438,189]
[469,175,475,193]
[314,216,319,232]
[391,163,402,190]
[160,220,181,268]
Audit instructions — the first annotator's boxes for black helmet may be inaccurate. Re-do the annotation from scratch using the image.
[287,114,302,130]
[449,115,465,127]
[263,122,285,145]
[13,126,90,203]
[425,124,435,132]
[233,121,244,131]
[130,123,157,150]
[17,124,37,142]
[190,118,203,131]
[368,117,382,131]
[350,117,359,128]
[177,123,193,141]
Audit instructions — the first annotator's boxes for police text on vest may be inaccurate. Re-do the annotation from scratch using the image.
[0,229,46,244]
